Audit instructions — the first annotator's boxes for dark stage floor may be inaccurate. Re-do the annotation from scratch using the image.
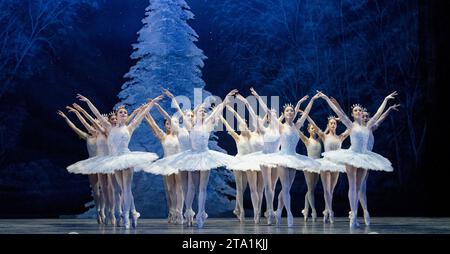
[1,217,449,234]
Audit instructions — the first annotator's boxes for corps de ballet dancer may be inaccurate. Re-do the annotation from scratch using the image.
[346,100,400,225]
[57,109,104,223]
[67,94,164,229]
[218,104,263,223]
[143,102,184,224]
[162,89,197,226]
[268,94,321,227]
[318,91,395,227]
[140,90,238,228]
[303,113,349,223]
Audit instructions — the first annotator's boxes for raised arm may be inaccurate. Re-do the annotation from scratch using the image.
[299,130,309,145]
[367,91,398,128]
[296,94,319,129]
[154,103,171,120]
[205,89,238,125]
[144,113,165,141]
[225,105,248,129]
[163,89,185,119]
[339,128,351,141]
[235,94,262,132]
[317,91,353,128]
[66,106,96,135]
[128,95,164,133]
[292,96,309,120]
[76,94,111,130]
[57,110,88,140]
[250,87,270,115]
[371,104,400,131]
[72,103,105,134]
[127,104,144,124]
[219,115,240,142]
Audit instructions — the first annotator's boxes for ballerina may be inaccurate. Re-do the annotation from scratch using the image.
[266,94,321,227]
[304,113,349,223]
[68,94,162,228]
[140,90,238,228]
[143,103,184,224]
[57,110,104,223]
[319,91,396,227]
[218,104,261,223]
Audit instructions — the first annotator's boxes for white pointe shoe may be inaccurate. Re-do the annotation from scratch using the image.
[184,209,195,227]
[233,208,240,220]
[174,211,184,225]
[238,210,245,223]
[323,210,330,224]
[131,211,140,228]
[287,213,294,227]
[196,212,207,228]
[123,213,131,229]
[117,213,123,226]
[254,213,260,224]
[266,210,276,225]
[348,211,352,219]
[329,210,335,224]
[96,210,103,224]
[301,209,308,222]
[311,210,317,222]
[109,211,116,226]
[363,210,371,226]
[349,213,359,228]
[275,210,282,225]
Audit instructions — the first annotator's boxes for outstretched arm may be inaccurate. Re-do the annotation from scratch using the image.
[235,94,262,132]
[144,113,165,141]
[250,87,270,115]
[72,103,105,134]
[299,130,309,145]
[219,115,240,142]
[225,105,248,130]
[296,94,319,129]
[154,103,171,120]
[305,114,325,141]
[128,95,164,133]
[372,104,400,131]
[76,94,111,130]
[292,96,309,120]
[205,89,238,125]
[127,104,145,124]
[317,91,353,128]
[57,110,88,140]
[66,106,96,135]
[367,91,398,128]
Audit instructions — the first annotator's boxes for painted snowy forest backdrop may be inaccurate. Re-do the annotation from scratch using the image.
[0,0,443,217]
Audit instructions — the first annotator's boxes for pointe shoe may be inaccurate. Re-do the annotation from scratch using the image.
[117,213,123,226]
[233,208,240,220]
[311,210,317,222]
[174,211,184,225]
[184,209,195,227]
[123,213,131,229]
[349,213,359,228]
[323,210,329,224]
[254,213,260,224]
[348,211,352,219]
[275,210,282,225]
[301,209,308,222]
[196,211,207,228]
[267,210,276,225]
[363,210,371,226]
[108,211,116,226]
[131,211,140,228]
[287,213,294,227]
[96,210,103,224]
[329,210,335,224]
[238,211,245,223]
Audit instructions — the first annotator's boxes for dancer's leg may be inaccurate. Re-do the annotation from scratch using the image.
[197,170,211,228]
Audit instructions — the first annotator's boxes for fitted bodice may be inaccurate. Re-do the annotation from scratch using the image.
[190,126,210,152]
[306,138,322,159]
[107,126,131,156]
[236,136,252,156]
[249,132,264,152]
[162,134,180,157]
[86,136,97,157]
[323,134,342,152]
[349,124,370,153]
[367,130,374,151]
[177,127,191,152]
[279,124,299,155]
[263,128,281,154]
[96,133,109,156]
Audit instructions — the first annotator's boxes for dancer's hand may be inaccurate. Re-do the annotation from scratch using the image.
[163,89,174,99]
[250,87,259,98]
[312,92,321,100]
[76,94,89,102]
[298,95,309,104]
[65,106,77,113]
[389,104,401,111]
[57,110,67,118]
[385,91,398,101]
[316,90,327,99]
[148,95,164,104]
[72,103,83,111]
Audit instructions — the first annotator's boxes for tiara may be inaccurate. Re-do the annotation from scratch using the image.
[283,103,294,109]
[327,115,338,121]
[101,113,108,118]
[108,111,116,117]
[351,104,363,110]
[117,105,126,110]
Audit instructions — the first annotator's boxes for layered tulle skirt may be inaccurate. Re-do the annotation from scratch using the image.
[138,149,235,172]
[228,151,320,171]
[322,149,393,172]
[67,151,159,175]
[314,158,346,173]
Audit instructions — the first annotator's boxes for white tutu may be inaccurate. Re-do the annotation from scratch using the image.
[322,149,393,172]
[315,158,346,173]
[140,149,235,172]
[228,151,319,171]
[67,151,159,175]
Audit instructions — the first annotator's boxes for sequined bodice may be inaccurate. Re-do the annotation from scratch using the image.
[190,127,210,152]
[86,136,97,157]
[323,134,342,152]
[162,134,180,157]
[263,128,281,154]
[236,137,252,156]
[306,138,322,159]
[349,124,370,153]
[107,126,131,156]
[177,127,191,152]
[280,125,299,155]
[96,133,109,156]
[249,132,264,152]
